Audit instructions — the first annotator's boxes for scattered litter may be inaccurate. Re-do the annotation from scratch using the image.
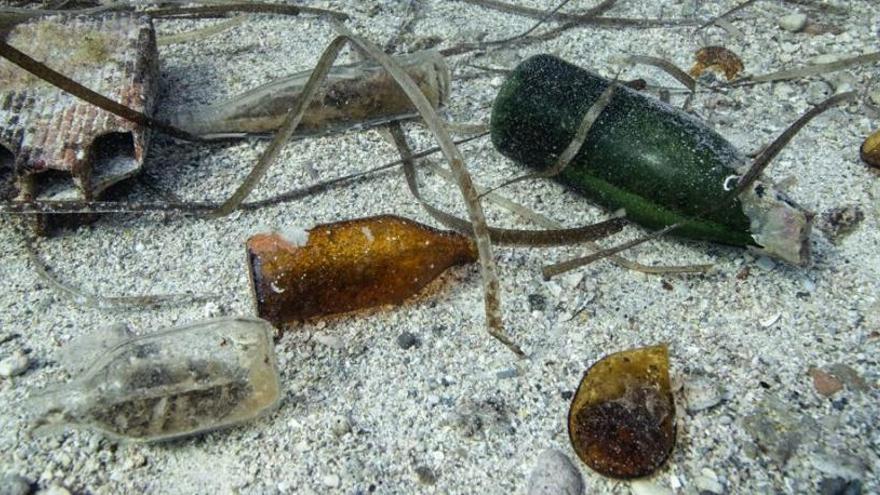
[568,344,676,479]
[27,317,280,442]
[172,49,449,138]
[247,215,476,328]
[0,13,157,228]
[491,54,812,266]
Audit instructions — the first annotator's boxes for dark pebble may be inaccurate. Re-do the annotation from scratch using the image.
[414,466,437,485]
[528,294,547,312]
[819,477,862,495]
[396,331,421,350]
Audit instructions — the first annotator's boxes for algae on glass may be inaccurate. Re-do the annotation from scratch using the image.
[491,55,813,265]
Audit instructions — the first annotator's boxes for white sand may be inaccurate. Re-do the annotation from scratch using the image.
[1,1,878,494]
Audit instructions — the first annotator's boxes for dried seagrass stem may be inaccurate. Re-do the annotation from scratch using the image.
[329,21,516,356]
[15,221,215,309]
[209,36,349,217]
[421,161,713,275]
[737,51,880,85]
[0,41,199,142]
[388,125,625,247]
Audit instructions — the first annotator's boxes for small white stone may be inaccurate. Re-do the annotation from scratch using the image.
[778,13,807,32]
[0,351,28,378]
[630,480,673,495]
[322,474,340,488]
[527,449,583,495]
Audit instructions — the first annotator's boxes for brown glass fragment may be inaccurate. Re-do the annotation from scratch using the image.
[247,215,478,327]
[861,129,880,169]
[690,46,744,81]
[568,344,676,479]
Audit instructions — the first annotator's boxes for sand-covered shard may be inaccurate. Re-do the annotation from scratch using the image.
[568,344,676,479]
[247,215,477,328]
[27,317,281,443]
[172,49,450,137]
[0,14,157,203]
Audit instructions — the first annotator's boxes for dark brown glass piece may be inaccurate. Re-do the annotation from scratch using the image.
[247,215,477,327]
[690,46,744,81]
[568,344,676,479]
[861,129,880,169]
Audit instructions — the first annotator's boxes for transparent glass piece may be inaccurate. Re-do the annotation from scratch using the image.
[28,317,281,442]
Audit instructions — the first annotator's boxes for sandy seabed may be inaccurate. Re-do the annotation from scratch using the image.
[0,1,878,494]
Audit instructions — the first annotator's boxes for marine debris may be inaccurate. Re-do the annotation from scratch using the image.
[491,54,814,265]
[172,49,450,138]
[568,344,676,479]
[0,14,157,225]
[247,215,477,328]
[27,317,281,442]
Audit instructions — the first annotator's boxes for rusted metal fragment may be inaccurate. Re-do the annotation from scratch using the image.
[0,13,158,207]
[172,49,450,137]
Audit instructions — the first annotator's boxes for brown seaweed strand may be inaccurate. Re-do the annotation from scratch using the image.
[328,21,509,355]
[209,36,349,217]
[0,41,200,142]
[388,123,524,357]
[389,124,624,247]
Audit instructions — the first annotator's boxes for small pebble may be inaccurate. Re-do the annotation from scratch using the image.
[695,468,724,494]
[527,449,583,495]
[809,367,843,397]
[818,206,865,244]
[0,474,32,495]
[684,377,725,413]
[630,480,673,495]
[778,13,808,32]
[321,474,340,488]
[414,465,437,485]
[330,414,352,437]
[396,331,420,350]
[806,80,833,105]
[0,350,29,378]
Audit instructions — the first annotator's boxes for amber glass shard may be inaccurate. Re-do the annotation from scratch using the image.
[247,215,478,327]
[568,344,676,479]
[861,129,880,169]
[689,46,744,81]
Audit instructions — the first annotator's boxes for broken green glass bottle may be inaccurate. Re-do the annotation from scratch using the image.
[27,317,281,442]
[491,54,813,265]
